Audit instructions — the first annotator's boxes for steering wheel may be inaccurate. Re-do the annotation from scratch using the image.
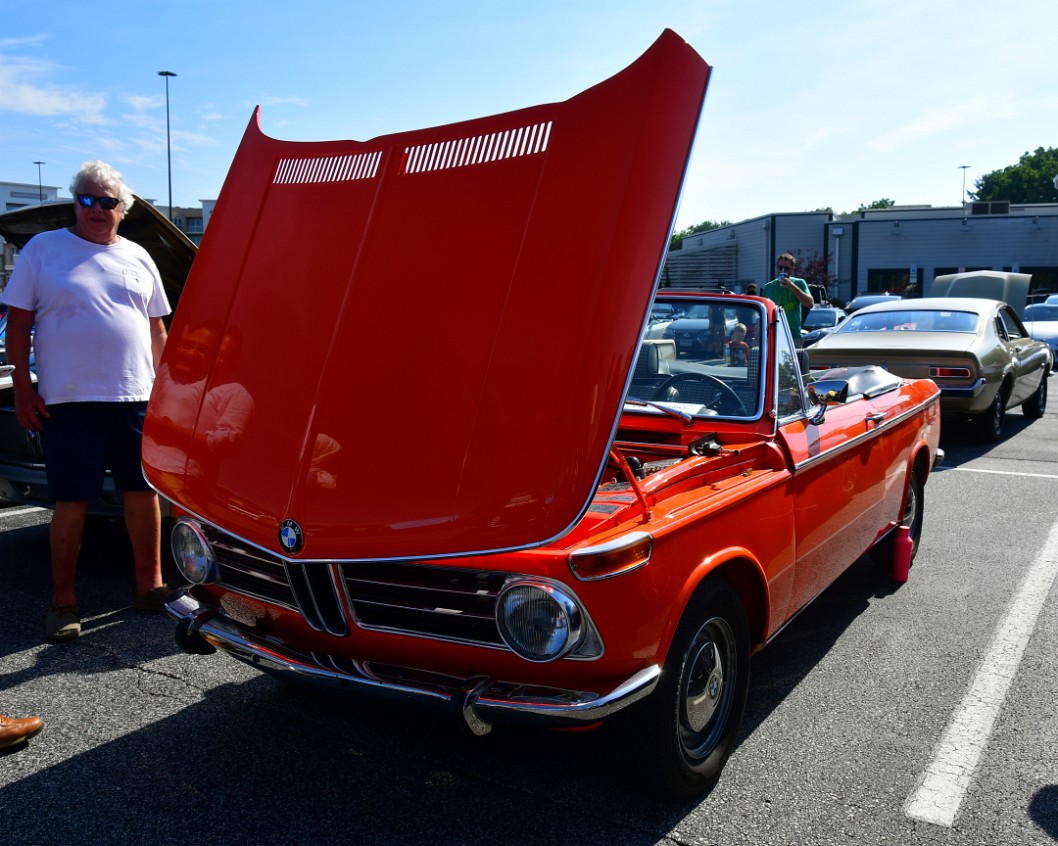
[654,372,747,416]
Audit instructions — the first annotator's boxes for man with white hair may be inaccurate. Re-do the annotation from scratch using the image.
[2,160,171,641]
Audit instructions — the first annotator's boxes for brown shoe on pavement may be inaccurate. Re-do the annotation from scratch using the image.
[0,714,44,749]
[45,604,80,641]
[132,584,172,611]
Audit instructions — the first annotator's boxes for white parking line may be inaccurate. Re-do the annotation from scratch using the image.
[905,516,1058,827]
[949,467,1058,480]
[0,506,48,518]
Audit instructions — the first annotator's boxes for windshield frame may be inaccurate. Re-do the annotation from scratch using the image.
[627,295,768,422]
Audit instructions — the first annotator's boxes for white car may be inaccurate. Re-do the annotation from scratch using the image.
[1023,303,1058,370]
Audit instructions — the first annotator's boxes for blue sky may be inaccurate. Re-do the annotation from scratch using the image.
[1,0,1055,227]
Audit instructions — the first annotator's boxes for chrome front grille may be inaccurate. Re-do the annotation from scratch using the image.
[198,524,509,647]
[339,561,508,647]
[199,524,347,636]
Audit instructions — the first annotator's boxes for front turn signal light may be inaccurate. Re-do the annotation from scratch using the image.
[568,531,652,581]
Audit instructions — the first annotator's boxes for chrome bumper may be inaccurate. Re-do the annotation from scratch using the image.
[938,377,987,398]
[166,587,659,735]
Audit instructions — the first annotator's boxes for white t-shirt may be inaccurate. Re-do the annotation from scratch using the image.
[2,228,171,404]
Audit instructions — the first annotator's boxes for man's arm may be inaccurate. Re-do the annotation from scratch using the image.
[149,317,168,372]
[787,278,814,309]
[5,306,48,431]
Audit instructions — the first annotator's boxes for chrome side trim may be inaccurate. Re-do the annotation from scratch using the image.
[166,588,657,730]
[792,394,939,473]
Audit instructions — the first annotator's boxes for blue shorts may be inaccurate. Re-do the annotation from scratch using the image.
[41,402,151,501]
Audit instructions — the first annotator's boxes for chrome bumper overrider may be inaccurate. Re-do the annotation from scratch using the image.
[165,587,659,735]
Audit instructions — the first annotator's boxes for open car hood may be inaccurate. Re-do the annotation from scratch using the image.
[931,270,1030,317]
[143,30,710,560]
[0,196,196,312]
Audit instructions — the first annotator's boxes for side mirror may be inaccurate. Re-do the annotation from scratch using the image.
[807,378,850,426]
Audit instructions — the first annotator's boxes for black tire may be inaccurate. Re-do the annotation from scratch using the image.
[641,578,750,799]
[1023,373,1048,419]
[871,465,925,569]
[975,386,1007,443]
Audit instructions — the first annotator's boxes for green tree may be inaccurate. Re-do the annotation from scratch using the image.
[858,198,895,211]
[668,219,731,250]
[833,198,893,219]
[972,147,1058,203]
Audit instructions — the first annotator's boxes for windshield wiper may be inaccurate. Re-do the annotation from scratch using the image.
[624,396,693,424]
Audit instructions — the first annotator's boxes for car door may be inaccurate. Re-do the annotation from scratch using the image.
[997,305,1048,406]
[774,323,893,613]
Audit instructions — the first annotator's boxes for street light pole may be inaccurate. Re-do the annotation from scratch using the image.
[958,165,970,210]
[33,161,45,202]
[158,70,177,221]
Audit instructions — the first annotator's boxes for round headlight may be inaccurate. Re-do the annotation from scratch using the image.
[171,519,217,584]
[496,581,583,662]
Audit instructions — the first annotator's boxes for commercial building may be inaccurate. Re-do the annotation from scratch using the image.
[664,202,1058,304]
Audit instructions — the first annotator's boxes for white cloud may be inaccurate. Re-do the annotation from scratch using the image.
[125,94,160,111]
[0,55,106,119]
[868,98,1021,154]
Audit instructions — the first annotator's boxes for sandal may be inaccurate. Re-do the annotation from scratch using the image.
[45,604,81,641]
[133,584,172,611]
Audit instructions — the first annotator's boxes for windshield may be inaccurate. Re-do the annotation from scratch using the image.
[629,297,766,419]
[835,308,979,334]
[1025,305,1058,321]
[803,309,842,330]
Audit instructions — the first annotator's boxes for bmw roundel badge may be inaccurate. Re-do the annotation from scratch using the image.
[278,519,304,554]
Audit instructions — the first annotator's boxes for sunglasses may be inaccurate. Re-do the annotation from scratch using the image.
[76,193,121,211]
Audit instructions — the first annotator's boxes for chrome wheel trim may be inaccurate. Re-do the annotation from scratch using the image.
[902,476,918,530]
[679,616,736,759]
[990,390,1005,436]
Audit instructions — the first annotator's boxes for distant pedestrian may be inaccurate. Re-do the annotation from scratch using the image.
[1,160,172,641]
[762,252,814,345]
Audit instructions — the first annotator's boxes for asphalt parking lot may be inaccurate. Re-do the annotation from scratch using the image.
[2,380,1058,846]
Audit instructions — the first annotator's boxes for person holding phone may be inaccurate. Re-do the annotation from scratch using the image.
[762,252,814,345]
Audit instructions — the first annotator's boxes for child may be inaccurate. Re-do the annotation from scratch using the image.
[728,324,749,367]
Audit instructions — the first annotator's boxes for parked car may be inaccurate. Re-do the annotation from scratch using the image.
[845,293,902,313]
[1022,303,1058,369]
[931,270,1029,317]
[807,283,828,306]
[800,306,847,346]
[642,301,681,339]
[662,301,740,357]
[148,32,943,799]
[808,297,1052,441]
[0,312,37,369]
[1046,294,1058,305]
[0,197,195,513]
